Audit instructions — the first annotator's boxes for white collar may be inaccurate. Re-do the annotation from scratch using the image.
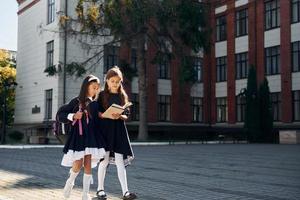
[87,96,93,101]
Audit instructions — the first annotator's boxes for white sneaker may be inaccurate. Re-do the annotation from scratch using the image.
[63,178,74,198]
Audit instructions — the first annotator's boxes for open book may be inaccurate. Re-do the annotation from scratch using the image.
[101,102,133,119]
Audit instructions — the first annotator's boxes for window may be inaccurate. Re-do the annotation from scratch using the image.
[157,56,170,79]
[158,95,171,121]
[45,89,53,120]
[216,56,227,82]
[292,0,300,23]
[236,9,248,37]
[265,46,280,75]
[265,0,280,30]
[47,0,55,24]
[46,41,54,68]
[191,97,203,122]
[131,93,139,121]
[236,96,246,122]
[292,41,300,72]
[104,45,119,73]
[217,97,227,122]
[194,57,202,82]
[236,52,249,79]
[131,49,137,71]
[270,92,281,121]
[216,15,227,42]
[293,90,300,121]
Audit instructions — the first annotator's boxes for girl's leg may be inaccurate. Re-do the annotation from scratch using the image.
[83,154,92,174]
[97,151,110,197]
[114,153,129,196]
[64,159,82,198]
[82,155,93,200]
[115,153,137,199]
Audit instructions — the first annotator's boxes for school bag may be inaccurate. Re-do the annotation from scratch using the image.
[53,99,79,144]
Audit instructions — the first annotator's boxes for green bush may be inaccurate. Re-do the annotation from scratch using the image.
[8,130,24,141]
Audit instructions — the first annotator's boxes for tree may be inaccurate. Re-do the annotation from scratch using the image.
[0,50,17,128]
[45,0,209,140]
[258,78,273,143]
[244,66,261,142]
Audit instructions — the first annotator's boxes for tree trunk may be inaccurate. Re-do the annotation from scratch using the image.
[136,33,148,141]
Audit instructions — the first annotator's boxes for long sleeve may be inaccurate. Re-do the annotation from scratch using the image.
[97,93,106,113]
[57,98,79,123]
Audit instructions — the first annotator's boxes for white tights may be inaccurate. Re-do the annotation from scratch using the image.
[97,151,128,196]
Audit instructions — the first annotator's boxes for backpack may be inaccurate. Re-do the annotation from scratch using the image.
[53,101,78,144]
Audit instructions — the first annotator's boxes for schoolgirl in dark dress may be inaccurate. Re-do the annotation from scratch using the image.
[96,67,137,200]
[60,75,105,200]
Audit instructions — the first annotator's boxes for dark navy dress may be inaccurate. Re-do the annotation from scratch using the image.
[59,97,106,168]
[97,92,134,166]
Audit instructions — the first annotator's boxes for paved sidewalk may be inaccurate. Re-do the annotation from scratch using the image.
[0,144,300,200]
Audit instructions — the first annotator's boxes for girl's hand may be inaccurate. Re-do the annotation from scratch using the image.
[73,111,83,120]
[112,113,121,120]
[120,114,128,120]
[98,112,103,119]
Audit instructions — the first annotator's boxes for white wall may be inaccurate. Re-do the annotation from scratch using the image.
[215,41,227,57]
[235,79,247,95]
[292,72,300,91]
[291,23,300,42]
[15,0,60,124]
[266,75,281,93]
[264,28,280,48]
[215,5,227,15]
[215,82,227,97]
[235,35,248,53]
[157,79,172,95]
[235,0,248,7]
[190,83,204,97]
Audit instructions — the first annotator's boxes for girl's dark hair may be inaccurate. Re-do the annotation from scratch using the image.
[102,66,128,109]
[78,75,100,112]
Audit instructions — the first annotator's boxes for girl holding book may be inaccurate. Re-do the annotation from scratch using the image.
[96,66,137,200]
[59,75,106,200]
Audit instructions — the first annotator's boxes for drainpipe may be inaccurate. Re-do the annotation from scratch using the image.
[63,0,68,104]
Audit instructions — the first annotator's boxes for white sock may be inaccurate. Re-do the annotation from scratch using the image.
[68,168,79,184]
[115,153,129,196]
[83,173,93,199]
[97,151,110,193]
[63,168,79,198]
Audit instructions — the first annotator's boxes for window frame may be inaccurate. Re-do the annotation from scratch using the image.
[264,0,280,30]
[216,97,228,122]
[235,8,248,37]
[236,95,246,122]
[44,89,53,120]
[216,56,227,82]
[158,95,171,122]
[47,0,55,24]
[292,41,300,72]
[235,52,249,79]
[157,56,171,79]
[270,92,281,121]
[191,97,204,122]
[293,90,300,121]
[292,0,300,24]
[46,40,54,69]
[265,46,280,75]
[216,15,227,42]
[104,45,120,73]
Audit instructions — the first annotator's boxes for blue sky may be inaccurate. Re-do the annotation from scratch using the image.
[0,0,18,51]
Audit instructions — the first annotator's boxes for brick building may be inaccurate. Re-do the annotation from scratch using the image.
[14,0,300,142]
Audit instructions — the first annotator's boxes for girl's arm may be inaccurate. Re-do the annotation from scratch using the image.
[97,94,106,119]
[57,98,81,123]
